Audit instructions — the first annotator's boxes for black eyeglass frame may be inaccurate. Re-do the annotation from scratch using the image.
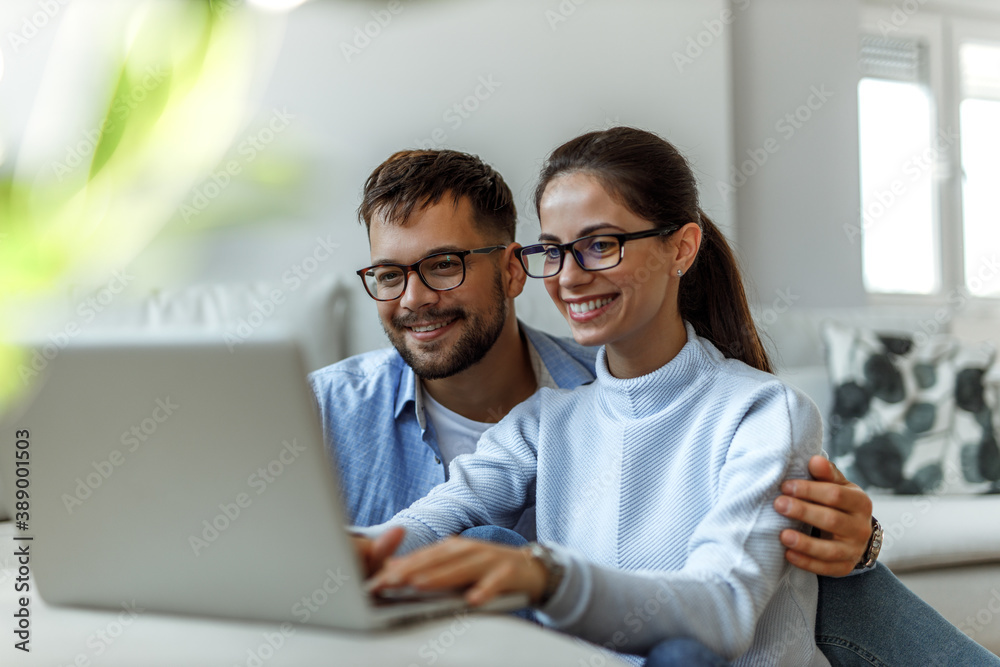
[515,227,678,278]
[356,245,507,301]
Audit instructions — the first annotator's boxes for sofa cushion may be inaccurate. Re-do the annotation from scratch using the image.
[873,494,1000,572]
[822,322,1000,495]
[75,274,349,373]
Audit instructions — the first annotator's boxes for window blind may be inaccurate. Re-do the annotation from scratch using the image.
[859,34,926,83]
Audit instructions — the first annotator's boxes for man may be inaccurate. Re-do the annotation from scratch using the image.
[310,149,999,665]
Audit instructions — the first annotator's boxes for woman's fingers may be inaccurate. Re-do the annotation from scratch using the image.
[408,549,496,590]
[465,560,518,606]
[368,538,546,607]
[368,526,406,574]
[370,538,505,591]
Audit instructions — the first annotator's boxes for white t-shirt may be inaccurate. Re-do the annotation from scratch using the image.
[419,336,558,471]
[421,391,492,470]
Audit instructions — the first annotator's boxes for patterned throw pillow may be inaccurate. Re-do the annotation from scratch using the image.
[950,344,1000,489]
[821,322,1000,495]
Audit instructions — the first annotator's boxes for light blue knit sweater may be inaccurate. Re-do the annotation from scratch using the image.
[375,323,830,666]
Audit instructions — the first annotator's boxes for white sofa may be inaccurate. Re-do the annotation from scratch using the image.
[0,275,350,518]
[766,307,1000,656]
[4,285,998,657]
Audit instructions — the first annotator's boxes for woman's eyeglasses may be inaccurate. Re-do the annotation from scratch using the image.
[515,228,677,278]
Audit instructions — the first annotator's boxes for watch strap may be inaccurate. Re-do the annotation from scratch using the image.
[527,542,565,606]
[854,517,883,570]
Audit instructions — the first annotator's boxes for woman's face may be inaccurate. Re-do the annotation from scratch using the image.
[537,172,678,350]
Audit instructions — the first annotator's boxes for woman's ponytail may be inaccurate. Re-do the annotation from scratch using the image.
[680,211,772,373]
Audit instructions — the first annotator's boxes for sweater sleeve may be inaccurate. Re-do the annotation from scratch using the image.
[536,384,824,661]
[363,392,543,555]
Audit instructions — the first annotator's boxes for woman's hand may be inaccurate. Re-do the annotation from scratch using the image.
[353,526,406,577]
[368,536,549,606]
[773,455,874,577]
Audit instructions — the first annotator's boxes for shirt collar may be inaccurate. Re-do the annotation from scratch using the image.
[520,321,597,389]
[594,321,703,419]
[393,357,419,423]
[527,332,558,390]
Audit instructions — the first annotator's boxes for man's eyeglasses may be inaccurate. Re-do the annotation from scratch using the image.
[356,245,507,301]
[515,228,677,278]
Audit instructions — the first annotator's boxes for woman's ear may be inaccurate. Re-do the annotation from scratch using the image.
[673,222,702,274]
[503,243,528,298]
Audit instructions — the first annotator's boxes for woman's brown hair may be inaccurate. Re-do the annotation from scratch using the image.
[534,127,772,373]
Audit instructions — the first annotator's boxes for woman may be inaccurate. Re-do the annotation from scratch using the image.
[358,127,828,666]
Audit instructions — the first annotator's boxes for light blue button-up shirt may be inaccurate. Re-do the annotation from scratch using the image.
[308,321,598,528]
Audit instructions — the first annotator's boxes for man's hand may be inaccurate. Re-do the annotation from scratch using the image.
[773,455,874,577]
[353,526,406,577]
[368,536,547,606]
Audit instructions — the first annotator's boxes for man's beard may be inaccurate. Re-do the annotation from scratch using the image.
[383,273,508,380]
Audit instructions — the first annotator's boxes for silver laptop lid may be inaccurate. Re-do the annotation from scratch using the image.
[6,337,378,629]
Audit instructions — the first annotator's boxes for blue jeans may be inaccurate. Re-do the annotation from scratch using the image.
[645,639,729,666]
[816,562,1000,666]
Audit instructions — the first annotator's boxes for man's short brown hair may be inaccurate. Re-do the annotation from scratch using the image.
[358,149,517,242]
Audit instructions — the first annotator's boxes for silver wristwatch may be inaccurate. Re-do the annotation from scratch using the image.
[855,517,883,570]
[527,542,565,605]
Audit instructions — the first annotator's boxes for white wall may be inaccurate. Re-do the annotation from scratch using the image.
[731,0,866,310]
[121,0,736,354]
[12,0,960,357]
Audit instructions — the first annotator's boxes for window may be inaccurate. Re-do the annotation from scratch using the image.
[858,13,1000,301]
[857,35,937,294]
[959,42,1000,297]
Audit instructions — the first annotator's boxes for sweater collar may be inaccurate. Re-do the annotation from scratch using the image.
[595,321,707,419]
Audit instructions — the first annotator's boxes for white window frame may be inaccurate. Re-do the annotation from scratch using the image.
[951,17,1000,305]
[859,4,1000,311]
[859,8,946,305]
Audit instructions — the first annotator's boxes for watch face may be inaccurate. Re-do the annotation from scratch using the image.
[869,523,883,561]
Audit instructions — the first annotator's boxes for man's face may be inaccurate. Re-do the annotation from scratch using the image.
[368,197,510,380]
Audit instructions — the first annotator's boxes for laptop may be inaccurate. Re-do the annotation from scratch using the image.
[0,336,526,629]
